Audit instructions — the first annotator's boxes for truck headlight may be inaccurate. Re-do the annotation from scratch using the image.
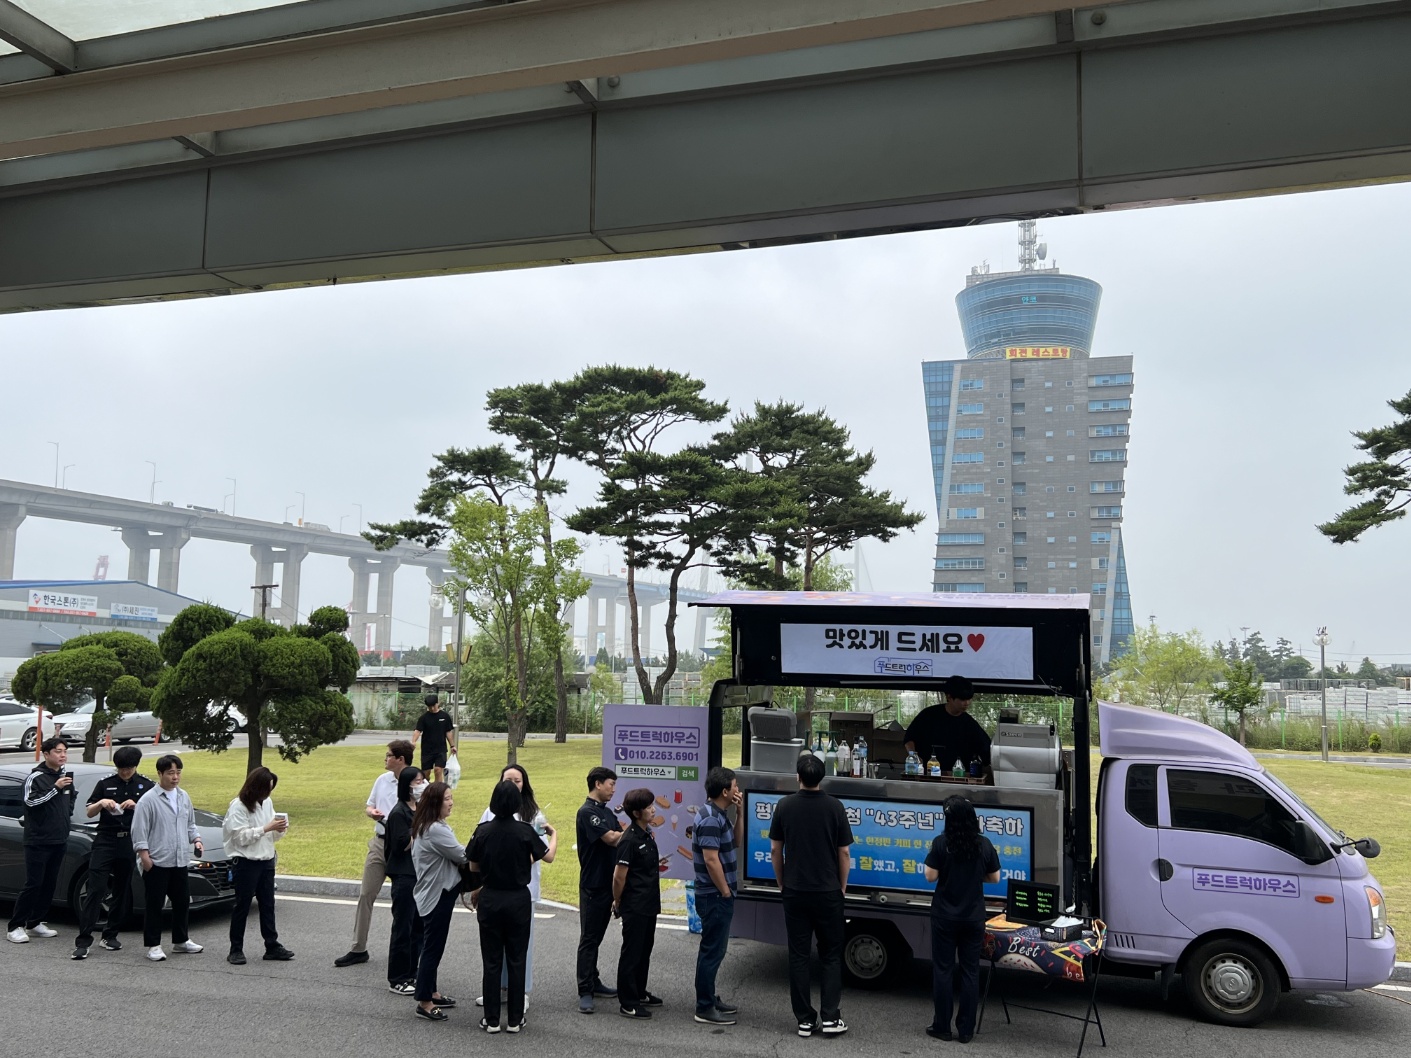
[1366,887,1387,939]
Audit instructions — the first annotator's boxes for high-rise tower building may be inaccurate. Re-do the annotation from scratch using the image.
[921,222,1134,665]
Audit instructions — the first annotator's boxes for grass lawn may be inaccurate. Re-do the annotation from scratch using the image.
[174,738,1407,958]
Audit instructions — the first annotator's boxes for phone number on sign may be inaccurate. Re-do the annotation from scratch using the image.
[615,748,699,762]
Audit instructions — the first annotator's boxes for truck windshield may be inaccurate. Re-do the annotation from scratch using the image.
[1262,770,1344,840]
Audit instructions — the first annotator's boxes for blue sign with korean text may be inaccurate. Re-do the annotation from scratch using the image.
[743,791,1034,898]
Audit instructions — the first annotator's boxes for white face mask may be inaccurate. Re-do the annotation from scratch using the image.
[411,783,427,802]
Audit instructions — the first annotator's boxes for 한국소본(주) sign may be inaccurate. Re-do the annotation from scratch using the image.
[779,623,1034,681]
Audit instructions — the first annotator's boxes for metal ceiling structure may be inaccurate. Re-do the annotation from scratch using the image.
[1,0,1409,313]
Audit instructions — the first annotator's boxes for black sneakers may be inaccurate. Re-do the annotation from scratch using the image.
[619,1006,652,1019]
[333,949,369,967]
[694,1008,736,1026]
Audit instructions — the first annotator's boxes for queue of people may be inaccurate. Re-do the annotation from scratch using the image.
[5,731,997,1044]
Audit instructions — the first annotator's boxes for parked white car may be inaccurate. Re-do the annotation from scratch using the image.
[54,700,164,745]
[0,700,58,752]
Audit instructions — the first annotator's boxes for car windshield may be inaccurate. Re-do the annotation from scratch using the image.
[1263,769,1345,840]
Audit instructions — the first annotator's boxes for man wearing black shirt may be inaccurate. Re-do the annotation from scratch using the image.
[72,746,153,959]
[6,737,76,944]
[412,693,457,782]
[575,766,624,1014]
[769,753,855,1038]
[904,675,991,773]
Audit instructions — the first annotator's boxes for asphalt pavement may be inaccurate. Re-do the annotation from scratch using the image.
[3,894,1409,1058]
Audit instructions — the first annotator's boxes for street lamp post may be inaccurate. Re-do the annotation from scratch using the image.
[61,464,75,489]
[48,442,59,487]
[226,477,237,516]
[352,503,363,534]
[1314,627,1330,763]
[296,491,306,525]
[145,460,158,503]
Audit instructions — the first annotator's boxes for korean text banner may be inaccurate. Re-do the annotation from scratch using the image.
[744,791,1034,898]
[1005,346,1071,360]
[111,603,159,622]
[603,704,708,883]
[28,589,99,616]
[780,623,1034,681]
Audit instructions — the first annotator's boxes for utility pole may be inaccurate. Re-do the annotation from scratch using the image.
[1314,626,1330,762]
[252,583,279,620]
[451,584,468,734]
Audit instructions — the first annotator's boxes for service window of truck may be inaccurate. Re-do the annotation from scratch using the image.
[680,591,1394,1027]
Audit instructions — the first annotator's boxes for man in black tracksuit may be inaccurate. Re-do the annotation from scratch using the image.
[72,745,153,959]
[6,737,77,944]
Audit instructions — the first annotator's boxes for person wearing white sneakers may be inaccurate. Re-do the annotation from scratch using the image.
[131,754,206,962]
[6,737,77,945]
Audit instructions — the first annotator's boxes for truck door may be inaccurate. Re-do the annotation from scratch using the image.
[1098,761,1193,963]
[1157,767,1346,990]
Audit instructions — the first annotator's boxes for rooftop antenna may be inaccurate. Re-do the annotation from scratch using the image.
[1019,219,1038,271]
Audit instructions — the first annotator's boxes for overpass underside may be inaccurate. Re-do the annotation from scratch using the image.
[0,0,1409,313]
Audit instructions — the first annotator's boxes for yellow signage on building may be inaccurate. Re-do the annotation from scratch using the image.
[1005,346,1071,359]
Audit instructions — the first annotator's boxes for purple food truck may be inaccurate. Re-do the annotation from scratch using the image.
[685,591,1394,1026]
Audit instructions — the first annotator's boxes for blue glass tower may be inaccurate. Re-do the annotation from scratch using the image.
[922,222,1134,664]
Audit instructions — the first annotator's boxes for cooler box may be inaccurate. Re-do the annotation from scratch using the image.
[749,706,808,774]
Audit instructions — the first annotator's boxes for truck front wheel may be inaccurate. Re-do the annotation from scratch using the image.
[841,920,910,989]
[1181,937,1281,1026]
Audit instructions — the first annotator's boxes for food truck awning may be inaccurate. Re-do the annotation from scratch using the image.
[693,591,1092,699]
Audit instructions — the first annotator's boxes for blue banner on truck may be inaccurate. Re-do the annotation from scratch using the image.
[744,791,1034,898]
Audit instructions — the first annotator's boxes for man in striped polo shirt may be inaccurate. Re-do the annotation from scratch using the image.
[691,766,745,1026]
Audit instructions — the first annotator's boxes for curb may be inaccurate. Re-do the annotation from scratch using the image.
[1393,961,1411,983]
[274,875,689,919]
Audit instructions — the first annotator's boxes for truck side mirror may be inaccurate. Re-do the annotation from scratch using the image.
[1293,821,1332,865]
[1354,837,1381,859]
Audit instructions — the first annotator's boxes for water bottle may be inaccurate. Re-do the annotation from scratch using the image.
[685,880,703,934]
[952,759,965,778]
[836,739,851,777]
[927,752,941,777]
[905,749,921,776]
[856,735,868,776]
[823,733,837,777]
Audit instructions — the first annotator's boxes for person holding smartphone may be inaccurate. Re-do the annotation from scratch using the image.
[131,754,206,962]
[222,766,293,965]
[6,737,76,944]
[613,788,664,1020]
[71,745,152,959]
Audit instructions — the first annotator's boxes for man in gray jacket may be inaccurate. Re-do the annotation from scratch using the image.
[131,753,205,962]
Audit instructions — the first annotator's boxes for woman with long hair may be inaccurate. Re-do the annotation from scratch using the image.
[410,781,466,1021]
[612,787,664,1019]
[923,795,1000,1042]
[221,766,292,965]
[475,763,549,1010]
[467,778,556,1033]
[384,766,427,995]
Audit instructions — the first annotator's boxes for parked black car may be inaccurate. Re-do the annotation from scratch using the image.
[0,762,235,923]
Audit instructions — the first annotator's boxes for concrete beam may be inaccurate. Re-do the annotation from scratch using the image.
[0,0,1101,161]
[155,529,191,594]
[121,528,154,584]
[374,558,400,653]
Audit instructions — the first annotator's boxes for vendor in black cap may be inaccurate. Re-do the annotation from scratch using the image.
[903,676,991,777]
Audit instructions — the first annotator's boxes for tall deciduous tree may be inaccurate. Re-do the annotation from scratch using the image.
[487,381,576,742]
[446,494,587,764]
[151,603,359,772]
[1106,626,1222,715]
[562,365,730,705]
[12,631,165,763]
[1212,658,1266,746]
[1320,389,1411,542]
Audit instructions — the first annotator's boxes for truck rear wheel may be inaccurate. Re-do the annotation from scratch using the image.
[1181,937,1281,1026]
[841,920,909,989]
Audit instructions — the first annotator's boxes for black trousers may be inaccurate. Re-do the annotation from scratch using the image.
[783,889,846,1024]
[931,917,985,1037]
[478,887,532,1027]
[76,838,136,947]
[576,885,613,996]
[142,864,191,947]
[616,910,657,1012]
[7,843,66,932]
[387,873,423,986]
[415,887,457,1003]
[229,857,279,952]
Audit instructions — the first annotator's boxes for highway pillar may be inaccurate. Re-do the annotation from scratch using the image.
[155,529,190,594]
[270,545,308,625]
[0,502,24,580]
[585,589,602,658]
[348,556,372,650]
[639,600,654,660]
[604,595,617,659]
[122,527,153,583]
[252,544,277,616]
[426,567,455,652]
[375,557,400,653]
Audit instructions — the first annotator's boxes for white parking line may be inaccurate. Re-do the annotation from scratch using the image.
[1373,983,1411,992]
[276,894,557,919]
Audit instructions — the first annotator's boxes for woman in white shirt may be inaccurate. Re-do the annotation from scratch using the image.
[411,781,466,1022]
[221,767,291,965]
[475,763,548,1011]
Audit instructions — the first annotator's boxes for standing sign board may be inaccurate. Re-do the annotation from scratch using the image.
[602,704,709,882]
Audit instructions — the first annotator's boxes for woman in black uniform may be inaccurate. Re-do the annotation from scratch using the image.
[924,795,1001,1043]
[384,767,426,995]
[467,779,555,1033]
[612,787,664,1019]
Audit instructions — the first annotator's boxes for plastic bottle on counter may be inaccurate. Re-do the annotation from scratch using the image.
[836,739,851,777]
[812,732,825,760]
[969,757,983,778]
[952,759,965,778]
[823,734,837,776]
[856,735,868,776]
[905,749,922,776]
[927,752,941,777]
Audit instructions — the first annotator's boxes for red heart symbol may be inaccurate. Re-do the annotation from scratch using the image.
[967,634,985,651]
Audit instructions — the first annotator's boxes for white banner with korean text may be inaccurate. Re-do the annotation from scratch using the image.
[779,623,1034,681]
[28,589,99,617]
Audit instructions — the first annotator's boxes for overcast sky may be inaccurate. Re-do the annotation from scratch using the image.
[3,181,1409,668]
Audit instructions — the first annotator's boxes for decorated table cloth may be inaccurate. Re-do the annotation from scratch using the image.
[982,916,1106,983]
